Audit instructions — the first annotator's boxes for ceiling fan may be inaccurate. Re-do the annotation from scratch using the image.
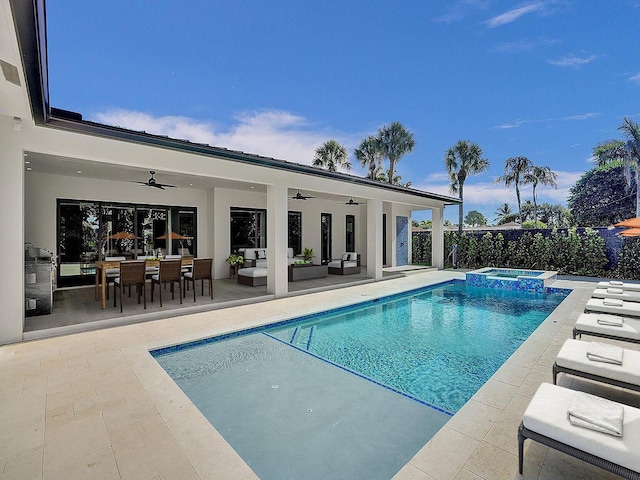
[131,170,177,190]
[289,189,315,200]
[339,197,361,206]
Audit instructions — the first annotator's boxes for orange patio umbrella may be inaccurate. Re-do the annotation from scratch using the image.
[615,217,640,228]
[156,231,192,240]
[106,231,138,240]
[619,228,640,237]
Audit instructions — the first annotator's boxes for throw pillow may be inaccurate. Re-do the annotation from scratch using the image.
[257,249,266,259]
[342,253,349,261]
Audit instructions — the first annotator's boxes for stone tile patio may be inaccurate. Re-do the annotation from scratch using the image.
[1,271,637,479]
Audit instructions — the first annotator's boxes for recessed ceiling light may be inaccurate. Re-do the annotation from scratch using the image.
[23,153,28,157]
[189,183,193,186]
[76,170,82,174]
[24,160,30,164]
[26,167,32,171]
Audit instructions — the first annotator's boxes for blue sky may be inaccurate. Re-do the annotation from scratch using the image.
[46,1,640,224]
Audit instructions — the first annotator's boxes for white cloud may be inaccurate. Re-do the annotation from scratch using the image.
[492,112,599,129]
[486,2,544,28]
[92,108,351,166]
[547,54,599,67]
[629,72,640,84]
[433,0,488,23]
[418,169,585,210]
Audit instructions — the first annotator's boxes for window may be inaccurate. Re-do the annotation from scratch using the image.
[56,199,197,287]
[288,211,302,255]
[346,215,355,252]
[230,207,266,252]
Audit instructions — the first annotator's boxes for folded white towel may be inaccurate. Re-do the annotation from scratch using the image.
[609,280,624,286]
[607,287,624,295]
[603,298,624,307]
[568,391,623,437]
[586,341,624,365]
[597,314,624,327]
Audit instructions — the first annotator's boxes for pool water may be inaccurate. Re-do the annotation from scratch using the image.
[154,281,568,413]
[267,281,566,412]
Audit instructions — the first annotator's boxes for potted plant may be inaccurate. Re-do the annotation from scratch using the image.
[302,247,314,264]
[226,253,245,278]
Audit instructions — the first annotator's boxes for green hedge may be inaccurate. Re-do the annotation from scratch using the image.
[412,228,635,278]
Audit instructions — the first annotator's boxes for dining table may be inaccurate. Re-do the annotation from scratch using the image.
[94,257,193,309]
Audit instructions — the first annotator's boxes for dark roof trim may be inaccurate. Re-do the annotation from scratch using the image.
[12,0,461,207]
[11,0,49,125]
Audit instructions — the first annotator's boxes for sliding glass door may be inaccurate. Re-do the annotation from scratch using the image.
[57,199,197,287]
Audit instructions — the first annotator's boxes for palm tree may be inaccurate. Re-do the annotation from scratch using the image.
[444,140,489,234]
[494,203,514,224]
[377,122,416,184]
[524,165,558,228]
[312,139,351,172]
[494,156,533,224]
[594,118,640,216]
[354,136,382,179]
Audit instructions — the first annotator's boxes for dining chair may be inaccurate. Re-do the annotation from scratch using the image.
[137,255,159,278]
[151,259,182,307]
[183,258,213,302]
[113,261,146,312]
[104,256,126,299]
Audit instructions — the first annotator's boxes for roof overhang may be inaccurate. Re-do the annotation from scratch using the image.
[10,0,461,207]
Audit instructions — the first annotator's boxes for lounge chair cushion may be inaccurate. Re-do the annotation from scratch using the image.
[592,288,640,303]
[327,260,358,269]
[598,281,640,292]
[585,297,640,317]
[523,383,640,473]
[237,267,267,278]
[575,313,640,341]
[556,339,640,386]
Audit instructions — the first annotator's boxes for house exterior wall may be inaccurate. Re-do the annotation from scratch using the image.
[24,171,210,258]
[0,116,26,344]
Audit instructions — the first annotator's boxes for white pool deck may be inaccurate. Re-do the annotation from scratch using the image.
[1,270,637,480]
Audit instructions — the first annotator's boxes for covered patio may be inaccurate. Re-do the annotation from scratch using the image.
[0,0,460,344]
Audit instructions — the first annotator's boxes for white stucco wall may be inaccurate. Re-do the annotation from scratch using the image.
[0,116,26,343]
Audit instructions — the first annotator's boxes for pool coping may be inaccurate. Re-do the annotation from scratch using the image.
[0,271,631,479]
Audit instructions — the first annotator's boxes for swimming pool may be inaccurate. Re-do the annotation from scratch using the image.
[152,280,569,479]
[154,280,569,413]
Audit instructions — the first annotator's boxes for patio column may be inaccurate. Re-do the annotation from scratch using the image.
[431,206,444,269]
[0,117,25,344]
[366,197,383,280]
[266,183,288,297]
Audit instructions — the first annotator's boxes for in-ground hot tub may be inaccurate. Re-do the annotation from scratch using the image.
[466,267,557,293]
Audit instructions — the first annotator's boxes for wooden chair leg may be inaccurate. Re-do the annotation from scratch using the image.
[178,279,182,304]
[158,281,163,307]
[143,282,146,309]
[120,284,124,313]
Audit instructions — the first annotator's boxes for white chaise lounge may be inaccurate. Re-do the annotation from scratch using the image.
[573,312,640,344]
[519,383,640,479]
[585,297,640,318]
[598,280,640,292]
[553,338,640,391]
[592,288,640,303]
